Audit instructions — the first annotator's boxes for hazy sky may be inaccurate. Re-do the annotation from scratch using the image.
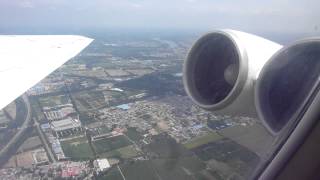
[0,0,319,34]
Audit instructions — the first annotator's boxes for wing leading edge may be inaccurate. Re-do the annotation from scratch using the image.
[0,35,93,110]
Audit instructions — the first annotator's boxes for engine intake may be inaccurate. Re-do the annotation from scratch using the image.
[256,38,320,134]
[183,29,281,117]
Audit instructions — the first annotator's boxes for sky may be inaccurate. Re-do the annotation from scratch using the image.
[0,0,319,35]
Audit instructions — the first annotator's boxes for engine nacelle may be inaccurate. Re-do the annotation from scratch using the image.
[256,38,320,134]
[183,29,282,117]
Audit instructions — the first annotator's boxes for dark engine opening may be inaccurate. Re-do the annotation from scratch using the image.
[258,41,320,132]
[186,33,239,106]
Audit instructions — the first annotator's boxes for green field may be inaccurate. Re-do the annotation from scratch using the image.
[38,95,70,107]
[191,138,259,178]
[125,127,143,142]
[98,167,124,180]
[121,160,160,180]
[152,156,206,175]
[93,135,132,154]
[102,157,206,180]
[99,126,112,134]
[99,145,140,159]
[99,134,208,180]
[184,132,223,149]
[146,134,190,158]
[219,124,273,157]
[29,98,46,123]
[60,136,94,160]
[72,90,106,111]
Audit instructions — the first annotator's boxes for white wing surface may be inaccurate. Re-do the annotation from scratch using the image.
[0,35,93,110]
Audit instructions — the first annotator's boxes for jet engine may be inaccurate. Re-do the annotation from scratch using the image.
[183,29,282,117]
[256,38,320,134]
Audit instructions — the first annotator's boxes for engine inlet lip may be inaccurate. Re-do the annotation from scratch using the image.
[183,30,248,110]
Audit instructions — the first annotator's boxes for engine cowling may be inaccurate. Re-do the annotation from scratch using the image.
[256,38,320,134]
[183,29,282,117]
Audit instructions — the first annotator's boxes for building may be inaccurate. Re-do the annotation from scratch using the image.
[60,161,87,178]
[32,148,49,165]
[43,104,76,121]
[27,84,47,95]
[50,117,82,138]
[94,159,110,172]
[51,139,66,160]
[116,104,130,110]
[40,123,51,132]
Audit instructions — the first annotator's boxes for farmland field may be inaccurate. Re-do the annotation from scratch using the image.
[184,132,223,149]
[99,145,140,159]
[125,127,143,142]
[219,124,273,157]
[60,136,94,160]
[102,157,206,180]
[98,167,123,180]
[93,135,132,154]
[192,138,259,177]
[38,95,70,107]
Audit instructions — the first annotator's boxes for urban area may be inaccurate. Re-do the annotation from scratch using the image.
[0,31,274,180]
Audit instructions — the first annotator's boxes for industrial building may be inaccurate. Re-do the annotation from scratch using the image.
[43,104,76,121]
[50,117,82,138]
[94,158,110,172]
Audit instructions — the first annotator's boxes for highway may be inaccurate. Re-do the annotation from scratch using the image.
[0,93,58,164]
[0,94,32,160]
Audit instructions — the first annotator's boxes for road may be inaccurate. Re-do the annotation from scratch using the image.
[117,165,126,180]
[0,94,32,160]
[34,118,57,162]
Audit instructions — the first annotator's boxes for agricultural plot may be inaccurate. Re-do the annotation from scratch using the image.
[18,136,42,152]
[38,95,70,107]
[60,136,94,160]
[72,90,107,112]
[124,127,143,142]
[192,138,259,178]
[99,145,140,159]
[98,167,124,180]
[126,69,154,76]
[184,132,223,149]
[120,160,159,180]
[150,157,205,180]
[105,69,130,77]
[145,134,191,158]
[219,123,273,157]
[29,98,46,123]
[93,135,132,154]
[103,157,206,180]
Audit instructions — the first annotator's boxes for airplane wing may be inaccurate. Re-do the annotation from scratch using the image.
[0,35,93,110]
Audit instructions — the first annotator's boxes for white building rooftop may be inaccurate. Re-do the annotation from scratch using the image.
[94,158,111,172]
[51,117,81,131]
